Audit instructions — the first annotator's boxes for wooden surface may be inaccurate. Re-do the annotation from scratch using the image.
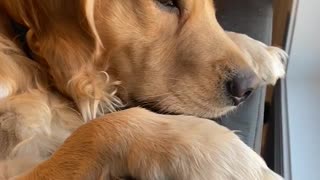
[272,0,293,47]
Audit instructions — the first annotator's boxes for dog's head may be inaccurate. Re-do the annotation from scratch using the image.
[2,0,286,119]
[97,0,262,118]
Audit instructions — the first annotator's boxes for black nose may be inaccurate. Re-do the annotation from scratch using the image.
[227,71,260,106]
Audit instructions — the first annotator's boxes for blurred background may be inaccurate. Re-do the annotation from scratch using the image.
[274,0,320,180]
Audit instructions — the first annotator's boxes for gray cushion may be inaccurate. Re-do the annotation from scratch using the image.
[215,0,273,152]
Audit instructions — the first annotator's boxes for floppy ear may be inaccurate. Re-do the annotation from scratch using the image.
[2,0,122,121]
[227,31,287,85]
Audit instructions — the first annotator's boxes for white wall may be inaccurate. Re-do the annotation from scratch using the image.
[287,0,320,79]
[286,0,320,180]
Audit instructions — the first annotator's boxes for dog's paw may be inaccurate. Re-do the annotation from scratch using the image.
[260,46,287,84]
[108,109,284,180]
[262,168,284,180]
[227,31,288,85]
[17,108,283,180]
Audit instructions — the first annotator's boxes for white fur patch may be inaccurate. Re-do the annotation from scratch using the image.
[0,84,10,99]
[267,47,287,84]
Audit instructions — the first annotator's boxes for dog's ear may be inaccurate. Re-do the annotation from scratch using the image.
[2,0,122,121]
[227,32,287,85]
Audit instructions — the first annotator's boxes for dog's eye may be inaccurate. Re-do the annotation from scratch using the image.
[157,0,179,11]
[158,0,177,8]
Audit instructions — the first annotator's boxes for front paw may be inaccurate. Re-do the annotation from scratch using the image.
[113,109,283,179]
[227,31,288,85]
[18,108,283,180]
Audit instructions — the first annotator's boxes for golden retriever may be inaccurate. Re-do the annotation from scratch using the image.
[0,0,287,179]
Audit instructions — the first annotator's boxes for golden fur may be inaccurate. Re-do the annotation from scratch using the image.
[0,0,287,179]
[14,108,282,180]
[0,11,84,178]
[0,0,285,120]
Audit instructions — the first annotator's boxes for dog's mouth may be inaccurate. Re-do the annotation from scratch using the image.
[128,98,224,121]
[128,98,182,116]
[119,176,136,180]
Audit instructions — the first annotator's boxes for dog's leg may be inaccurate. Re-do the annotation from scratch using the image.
[0,92,53,178]
[227,31,287,85]
[0,91,83,179]
[13,108,283,180]
[0,111,44,179]
[0,158,41,180]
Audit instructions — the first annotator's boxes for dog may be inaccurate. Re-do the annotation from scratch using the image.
[0,0,287,179]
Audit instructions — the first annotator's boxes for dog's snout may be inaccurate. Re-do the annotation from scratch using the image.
[227,70,260,106]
